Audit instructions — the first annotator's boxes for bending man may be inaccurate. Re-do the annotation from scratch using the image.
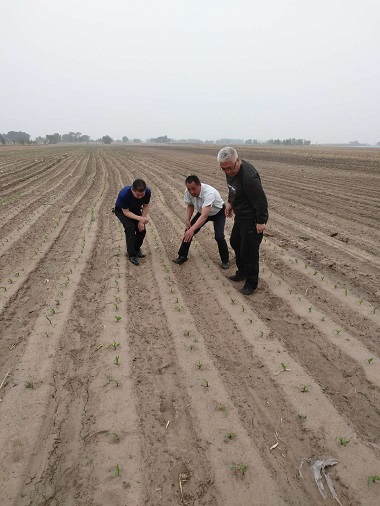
[218,147,268,295]
[173,175,230,269]
[114,179,151,266]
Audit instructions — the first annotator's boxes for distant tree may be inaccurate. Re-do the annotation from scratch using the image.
[46,133,61,144]
[122,136,129,143]
[35,136,46,144]
[376,141,380,146]
[5,131,31,144]
[78,135,90,143]
[102,135,113,144]
[0,134,6,145]
[148,135,172,143]
[245,139,253,145]
[132,138,142,143]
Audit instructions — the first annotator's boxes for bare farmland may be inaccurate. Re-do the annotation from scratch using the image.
[0,144,379,505]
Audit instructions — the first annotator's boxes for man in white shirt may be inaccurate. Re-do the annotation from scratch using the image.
[173,175,230,269]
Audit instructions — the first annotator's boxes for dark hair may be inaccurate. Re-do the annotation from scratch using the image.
[185,175,201,186]
[132,179,147,191]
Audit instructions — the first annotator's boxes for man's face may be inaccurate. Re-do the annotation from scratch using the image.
[186,181,201,197]
[132,188,146,199]
[220,158,241,177]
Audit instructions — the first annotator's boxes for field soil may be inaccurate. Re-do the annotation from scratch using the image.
[0,144,379,506]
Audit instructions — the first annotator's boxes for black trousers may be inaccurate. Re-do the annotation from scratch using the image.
[178,206,229,263]
[230,218,263,288]
[115,208,146,257]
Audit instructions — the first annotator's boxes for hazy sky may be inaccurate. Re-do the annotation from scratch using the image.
[1,0,379,144]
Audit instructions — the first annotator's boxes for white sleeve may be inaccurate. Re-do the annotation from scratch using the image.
[202,187,215,208]
[184,189,192,205]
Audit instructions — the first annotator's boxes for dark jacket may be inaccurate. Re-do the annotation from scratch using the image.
[227,160,268,223]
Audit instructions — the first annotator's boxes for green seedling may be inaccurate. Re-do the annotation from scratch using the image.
[321,317,325,321]
[110,341,120,350]
[174,305,182,312]
[246,318,253,324]
[202,379,209,388]
[108,379,119,387]
[313,271,318,275]
[0,286,6,291]
[55,299,60,306]
[344,288,348,296]
[114,356,120,366]
[46,316,52,325]
[281,362,289,371]
[105,432,120,443]
[335,329,342,335]
[50,307,56,315]
[25,381,34,389]
[188,343,195,351]
[358,298,363,305]
[196,361,203,370]
[339,437,350,446]
[8,278,13,284]
[301,385,310,393]
[230,297,236,305]
[333,284,337,289]
[218,404,229,415]
[114,304,118,310]
[115,315,121,322]
[295,259,298,263]
[367,476,380,486]
[298,414,307,421]
[321,276,325,281]
[308,307,312,313]
[242,305,246,312]
[230,463,247,476]
[183,329,190,336]
[224,432,237,443]
[367,358,374,364]
[259,331,264,337]
[15,272,20,277]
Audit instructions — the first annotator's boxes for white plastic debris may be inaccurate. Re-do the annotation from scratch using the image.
[299,457,343,506]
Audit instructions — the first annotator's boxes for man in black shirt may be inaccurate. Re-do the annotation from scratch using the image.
[218,147,268,295]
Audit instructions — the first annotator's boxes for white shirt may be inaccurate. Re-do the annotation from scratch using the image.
[184,183,224,216]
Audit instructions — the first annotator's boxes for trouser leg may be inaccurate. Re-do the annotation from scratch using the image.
[177,212,204,258]
[230,222,244,274]
[134,226,146,252]
[238,219,263,289]
[115,210,139,257]
[211,208,229,263]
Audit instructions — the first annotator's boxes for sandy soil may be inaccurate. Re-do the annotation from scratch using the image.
[0,143,379,506]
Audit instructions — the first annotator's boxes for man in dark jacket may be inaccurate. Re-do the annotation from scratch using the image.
[218,147,268,295]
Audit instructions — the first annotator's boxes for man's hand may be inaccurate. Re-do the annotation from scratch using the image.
[256,223,266,234]
[138,222,146,232]
[185,219,191,230]
[225,203,233,218]
[183,227,194,242]
[140,217,149,225]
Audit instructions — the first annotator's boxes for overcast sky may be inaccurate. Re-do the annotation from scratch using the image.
[1,0,379,144]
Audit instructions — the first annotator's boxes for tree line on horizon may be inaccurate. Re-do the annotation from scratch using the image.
[2,130,379,147]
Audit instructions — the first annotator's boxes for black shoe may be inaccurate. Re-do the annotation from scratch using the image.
[221,261,230,270]
[136,249,146,258]
[229,271,245,282]
[172,256,188,265]
[239,284,255,296]
[129,256,139,266]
